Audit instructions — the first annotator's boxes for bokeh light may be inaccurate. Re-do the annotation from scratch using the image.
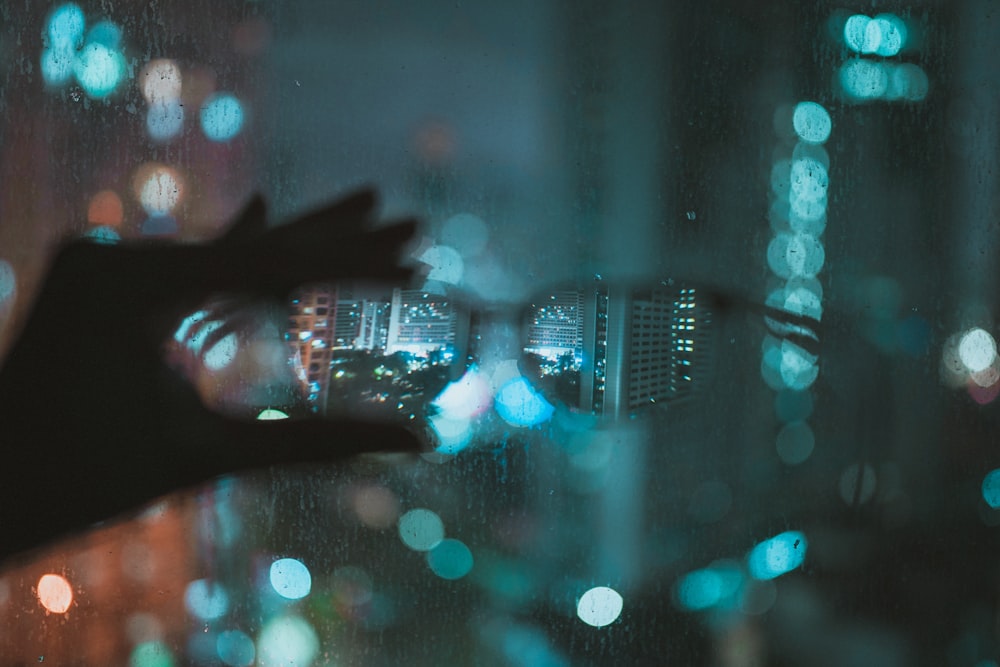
[747,531,807,580]
[130,641,176,667]
[0,261,16,303]
[676,569,724,611]
[74,42,127,99]
[201,93,246,142]
[36,573,73,613]
[761,335,820,391]
[256,408,289,420]
[792,102,831,145]
[83,225,122,244]
[427,538,474,579]
[398,508,445,551]
[217,630,256,667]
[870,14,907,56]
[256,615,319,667]
[675,562,742,612]
[840,59,889,101]
[843,14,870,53]
[184,579,229,620]
[46,3,85,50]
[790,158,829,203]
[982,468,1000,508]
[785,232,825,278]
[432,367,492,420]
[147,100,185,142]
[134,163,184,216]
[838,462,877,505]
[41,48,76,87]
[441,212,490,257]
[87,189,124,226]
[775,421,815,465]
[349,484,400,528]
[269,558,312,600]
[140,59,183,104]
[576,586,624,627]
[141,216,179,237]
[429,413,475,454]
[419,244,465,285]
[86,20,122,49]
[885,63,930,102]
[958,328,996,373]
[494,377,555,427]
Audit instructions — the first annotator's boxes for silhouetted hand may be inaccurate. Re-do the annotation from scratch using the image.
[0,189,421,563]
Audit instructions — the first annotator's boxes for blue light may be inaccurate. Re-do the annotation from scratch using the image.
[494,377,554,427]
[676,569,723,610]
[184,579,229,620]
[0,260,16,303]
[775,421,815,465]
[427,538,474,580]
[46,3,85,50]
[74,42,127,99]
[792,102,831,145]
[83,225,121,244]
[747,531,807,580]
[785,232,825,278]
[982,469,1000,508]
[843,14,869,53]
[141,216,178,237]
[840,60,888,101]
[886,63,930,102]
[789,158,829,203]
[676,563,743,611]
[269,558,312,600]
[40,48,76,87]
[200,93,245,142]
[871,14,907,57]
[147,100,185,142]
[216,630,255,667]
[85,20,122,49]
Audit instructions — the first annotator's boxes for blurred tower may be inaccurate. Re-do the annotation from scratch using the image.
[385,288,467,358]
[286,285,339,406]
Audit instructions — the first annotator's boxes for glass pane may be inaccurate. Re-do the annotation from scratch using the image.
[0,1,994,665]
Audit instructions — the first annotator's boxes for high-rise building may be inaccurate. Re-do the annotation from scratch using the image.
[286,285,338,404]
[525,290,585,361]
[385,288,467,358]
[524,284,711,418]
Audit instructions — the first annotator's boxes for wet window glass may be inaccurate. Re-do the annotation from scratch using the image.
[0,1,993,665]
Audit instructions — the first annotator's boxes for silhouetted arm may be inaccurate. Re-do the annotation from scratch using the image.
[0,189,422,564]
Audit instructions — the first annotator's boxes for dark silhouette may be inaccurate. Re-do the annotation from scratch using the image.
[0,189,422,564]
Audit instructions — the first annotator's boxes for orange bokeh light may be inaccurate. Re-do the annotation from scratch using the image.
[86,189,124,227]
[37,573,73,613]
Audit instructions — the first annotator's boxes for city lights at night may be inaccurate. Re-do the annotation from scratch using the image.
[200,93,246,142]
[576,586,624,627]
[1,2,995,665]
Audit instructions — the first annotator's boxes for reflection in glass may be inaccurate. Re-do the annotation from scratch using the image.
[521,282,716,419]
[288,284,469,437]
